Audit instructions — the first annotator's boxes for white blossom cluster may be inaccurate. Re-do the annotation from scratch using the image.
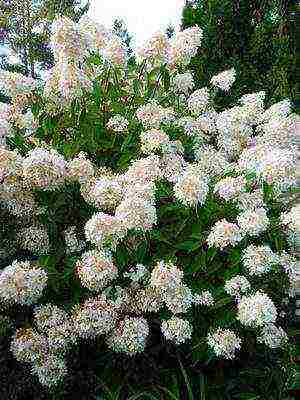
[214,176,246,201]
[22,148,67,190]
[0,260,47,305]
[140,129,170,154]
[188,87,211,116]
[16,225,50,255]
[172,72,195,94]
[224,275,251,299]
[161,317,193,345]
[136,100,175,129]
[75,249,118,291]
[210,68,236,92]
[107,316,149,355]
[11,304,76,387]
[242,245,278,276]
[207,219,242,250]
[257,323,288,349]
[207,328,242,359]
[174,167,209,207]
[106,115,129,133]
[237,292,277,328]
[237,208,270,237]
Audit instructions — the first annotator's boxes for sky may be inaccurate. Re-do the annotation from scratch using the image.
[87,0,185,47]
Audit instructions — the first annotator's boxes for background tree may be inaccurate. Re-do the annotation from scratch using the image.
[181,0,297,108]
[165,23,175,38]
[0,0,89,78]
[112,17,135,65]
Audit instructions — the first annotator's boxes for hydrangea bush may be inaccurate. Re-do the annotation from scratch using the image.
[0,15,298,390]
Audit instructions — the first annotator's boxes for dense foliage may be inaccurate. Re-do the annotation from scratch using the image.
[181,0,297,109]
[0,14,298,400]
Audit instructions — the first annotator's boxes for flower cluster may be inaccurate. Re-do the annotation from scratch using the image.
[242,245,278,276]
[161,317,193,345]
[11,304,75,387]
[106,115,129,133]
[207,219,242,250]
[207,328,242,360]
[237,292,277,328]
[75,249,118,291]
[210,68,236,91]
[0,260,47,305]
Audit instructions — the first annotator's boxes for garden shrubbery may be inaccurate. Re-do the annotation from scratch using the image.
[0,15,298,399]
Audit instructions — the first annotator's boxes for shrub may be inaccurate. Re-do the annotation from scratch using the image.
[0,15,298,393]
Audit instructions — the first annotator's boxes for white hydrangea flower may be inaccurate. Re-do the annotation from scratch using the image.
[240,91,266,109]
[258,99,292,123]
[160,152,187,183]
[281,204,300,233]
[150,261,183,292]
[237,208,270,237]
[161,317,193,345]
[210,68,236,91]
[46,322,77,353]
[193,290,214,306]
[136,100,168,129]
[115,197,157,231]
[174,168,209,207]
[84,212,126,249]
[172,72,195,94]
[137,32,168,67]
[107,317,149,355]
[106,114,129,133]
[278,251,298,285]
[123,181,156,204]
[124,155,162,184]
[194,145,230,178]
[238,144,297,190]
[91,177,123,210]
[242,244,279,276]
[195,111,217,135]
[167,26,203,67]
[0,260,47,305]
[102,35,127,67]
[11,327,48,364]
[214,176,246,201]
[224,275,251,298]
[207,328,242,359]
[164,284,194,314]
[33,304,69,332]
[17,225,50,255]
[67,152,94,183]
[72,295,118,339]
[22,148,67,190]
[76,249,118,291]
[237,292,277,328]
[31,354,68,387]
[188,87,210,116]
[140,129,170,154]
[257,323,288,348]
[207,219,243,250]
[235,189,265,212]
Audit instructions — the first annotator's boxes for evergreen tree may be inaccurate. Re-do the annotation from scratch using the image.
[112,18,134,64]
[165,23,175,38]
[181,0,297,107]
